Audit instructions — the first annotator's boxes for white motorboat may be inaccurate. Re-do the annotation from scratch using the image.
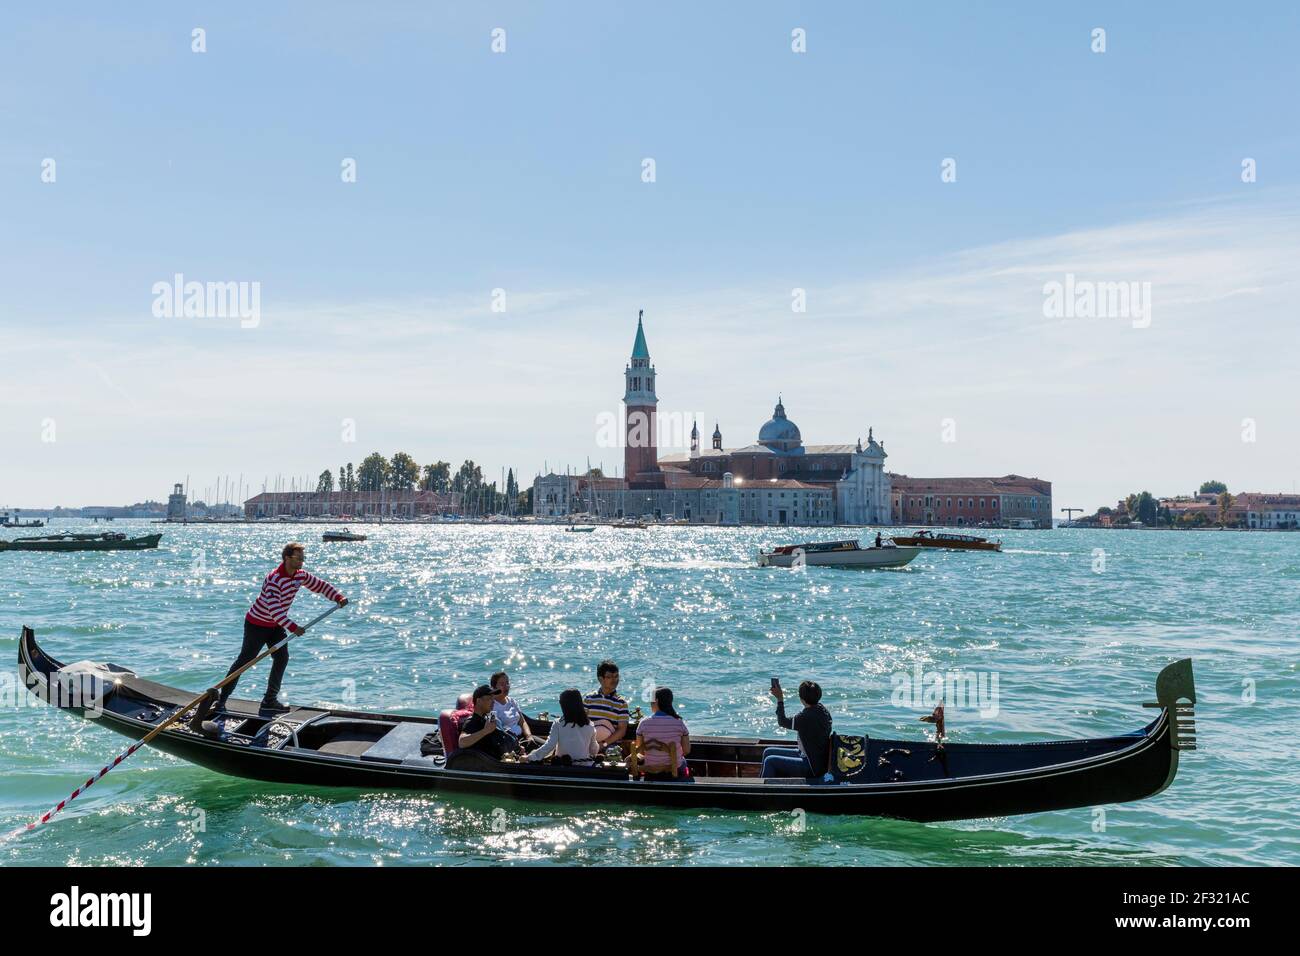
[757,538,920,569]
[322,528,367,542]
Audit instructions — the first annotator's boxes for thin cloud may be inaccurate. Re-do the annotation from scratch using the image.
[4,196,1298,509]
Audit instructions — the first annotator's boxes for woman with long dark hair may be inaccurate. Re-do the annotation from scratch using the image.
[528,688,600,764]
[636,687,691,777]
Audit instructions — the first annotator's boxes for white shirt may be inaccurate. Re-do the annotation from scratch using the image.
[527,720,600,763]
[492,696,524,736]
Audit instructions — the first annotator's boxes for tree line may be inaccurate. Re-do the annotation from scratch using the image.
[312,454,526,514]
[1089,480,1235,528]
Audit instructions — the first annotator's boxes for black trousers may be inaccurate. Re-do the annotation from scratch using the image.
[218,619,288,704]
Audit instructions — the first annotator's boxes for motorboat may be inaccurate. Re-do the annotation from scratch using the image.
[892,531,1002,552]
[758,539,920,569]
[0,532,161,552]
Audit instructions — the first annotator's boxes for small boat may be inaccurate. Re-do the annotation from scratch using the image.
[613,518,648,529]
[565,526,596,533]
[892,531,1002,552]
[17,627,1196,822]
[758,539,920,569]
[0,532,162,552]
[0,511,45,528]
[322,528,366,543]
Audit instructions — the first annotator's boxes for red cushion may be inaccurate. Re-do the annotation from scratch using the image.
[438,707,473,755]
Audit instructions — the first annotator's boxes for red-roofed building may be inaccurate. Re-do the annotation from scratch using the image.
[890,475,1052,528]
[244,489,460,519]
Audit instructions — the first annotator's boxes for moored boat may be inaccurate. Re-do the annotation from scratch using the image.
[892,530,1002,552]
[322,528,367,542]
[758,539,920,569]
[0,532,162,552]
[16,626,1196,822]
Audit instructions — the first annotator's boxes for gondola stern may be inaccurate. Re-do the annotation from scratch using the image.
[18,625,53,703]
[17,626,81,709]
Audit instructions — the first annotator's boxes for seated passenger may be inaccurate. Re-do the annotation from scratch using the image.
[458,684,524,760]
[761,678,833,780]
[635,687,691,778]
[527,689,600,765]
[490,670,540,751]
[584,659,629,747]
[436,692,475,756]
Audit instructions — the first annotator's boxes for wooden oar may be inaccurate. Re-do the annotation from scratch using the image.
[8,602,345,839]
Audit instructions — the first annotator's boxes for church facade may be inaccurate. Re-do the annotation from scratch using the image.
[656,401,892,525]
[543,312,893,525]
[534,311,1053,527]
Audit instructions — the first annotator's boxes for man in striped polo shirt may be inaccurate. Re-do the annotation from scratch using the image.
[583,659,629,747]
[215,542,347,710]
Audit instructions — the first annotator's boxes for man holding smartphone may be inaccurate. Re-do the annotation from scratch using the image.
[762,678,833,779]
[458,684,524,759]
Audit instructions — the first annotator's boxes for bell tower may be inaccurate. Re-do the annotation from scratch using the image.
[624,310,659,484]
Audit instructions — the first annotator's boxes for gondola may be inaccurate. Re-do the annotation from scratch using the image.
[17,627,1195,822]
[0,532,162,552]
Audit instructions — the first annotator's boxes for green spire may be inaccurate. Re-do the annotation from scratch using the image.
[631,309,650,360]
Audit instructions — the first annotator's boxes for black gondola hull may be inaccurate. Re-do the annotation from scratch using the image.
[18,627,1189,822]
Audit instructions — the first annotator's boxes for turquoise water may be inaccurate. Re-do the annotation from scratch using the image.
[1,521,1296,866]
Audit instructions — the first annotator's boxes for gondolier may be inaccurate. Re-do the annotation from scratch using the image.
[215,542,347,709]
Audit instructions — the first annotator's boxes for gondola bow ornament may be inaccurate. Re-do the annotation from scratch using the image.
[920,701,946,748]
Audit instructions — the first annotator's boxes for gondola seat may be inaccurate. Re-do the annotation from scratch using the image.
[438,709,470,756]
[628,739,680,779]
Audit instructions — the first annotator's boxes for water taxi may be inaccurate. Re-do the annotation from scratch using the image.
[891,531,1002,552]
[758,539,920,569]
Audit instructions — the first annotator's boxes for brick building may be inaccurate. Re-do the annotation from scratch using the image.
[243,489,461,519]
[890,474,1053,529]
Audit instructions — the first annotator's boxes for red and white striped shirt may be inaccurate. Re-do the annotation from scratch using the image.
[246,563,343,630]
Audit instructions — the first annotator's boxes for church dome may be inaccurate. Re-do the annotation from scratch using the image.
[758,398,802,450]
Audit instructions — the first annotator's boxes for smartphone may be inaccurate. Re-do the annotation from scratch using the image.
[770,677,780,692]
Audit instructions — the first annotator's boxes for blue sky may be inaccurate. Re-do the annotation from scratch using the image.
[2,2,1298,510]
